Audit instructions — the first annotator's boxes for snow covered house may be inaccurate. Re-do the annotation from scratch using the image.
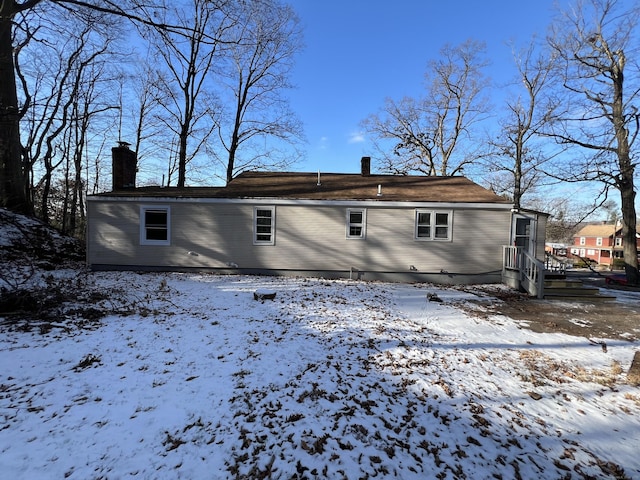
[86,145,548,288]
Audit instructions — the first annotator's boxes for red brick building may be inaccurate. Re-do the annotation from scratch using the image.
[570,224,640,266]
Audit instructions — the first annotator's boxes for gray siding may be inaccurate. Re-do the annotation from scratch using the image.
[87,199,515,283]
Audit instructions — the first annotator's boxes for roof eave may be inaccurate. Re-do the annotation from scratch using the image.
[87,195,513,209]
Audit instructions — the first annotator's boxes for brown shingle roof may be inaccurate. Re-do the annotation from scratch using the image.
[575,224,619,238]
[100,172,510,204]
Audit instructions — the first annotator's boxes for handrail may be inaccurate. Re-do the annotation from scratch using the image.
[503,246,545,299]
[545,252,567,274]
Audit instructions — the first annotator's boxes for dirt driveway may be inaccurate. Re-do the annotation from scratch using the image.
[458,271,640,342]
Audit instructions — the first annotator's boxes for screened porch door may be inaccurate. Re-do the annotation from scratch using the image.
[512,215,537,258]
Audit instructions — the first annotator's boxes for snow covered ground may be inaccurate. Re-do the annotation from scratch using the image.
[1,270,639,479]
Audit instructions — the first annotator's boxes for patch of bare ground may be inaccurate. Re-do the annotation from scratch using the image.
[454,283,640,342]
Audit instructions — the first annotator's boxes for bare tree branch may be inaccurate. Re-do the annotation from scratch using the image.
[361,39,491,177]
[546,0,640,283]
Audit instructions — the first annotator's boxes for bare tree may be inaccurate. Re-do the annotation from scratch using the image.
[546,0,640,284]
[114,60,167,186]
[361,40,491,176]
[486,41,558,209]
[529,193,620,245]
[63,58,119,236]
[530,194,590,243]
[17,5,116,223]
[0,0,185,214]
[362,96,436,175]
[146,0,234,187]
[217,0,303,185]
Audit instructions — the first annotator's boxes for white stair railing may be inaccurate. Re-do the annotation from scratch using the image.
[503,246,545,299]
[545,252,568,274]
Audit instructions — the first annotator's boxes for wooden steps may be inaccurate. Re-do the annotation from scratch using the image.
[543,278,616,302]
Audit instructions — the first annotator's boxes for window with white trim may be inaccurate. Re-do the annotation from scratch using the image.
[596,237,603,246]
[415,210,452,241]
[579,237,586,245]
[615,237,622,246]
[140,206,170,245]
[254,206,275,245]
[346,208,366,238]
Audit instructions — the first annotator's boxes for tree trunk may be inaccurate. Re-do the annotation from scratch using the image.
[226,148,235,185]
[226,127,239,185]
[0,10,31,214]
[39,161,52,223]
[612,52,639,284]
[513,131,524,210]
[71,125,86,237]
[226,85,244,184]
[620,179,638,284]
[177,131,187,188]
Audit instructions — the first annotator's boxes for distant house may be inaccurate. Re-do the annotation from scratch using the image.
[86,144,548,287]
[571,224,640,266]
[545,243,567,257]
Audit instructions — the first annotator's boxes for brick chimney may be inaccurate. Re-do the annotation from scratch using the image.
[361,156,371,176]
[112,141,137,190]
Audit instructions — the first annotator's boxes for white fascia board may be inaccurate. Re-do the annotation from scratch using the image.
[88,195,514,211]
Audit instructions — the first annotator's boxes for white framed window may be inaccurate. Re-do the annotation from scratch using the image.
[596,237,603,246]
[140,206,170,245]
[587,249,596,256]
[615,237,623,246]
[579,237,586,245]
[346,208,366,239]
[254,206,275,245]
[415,210,452,241]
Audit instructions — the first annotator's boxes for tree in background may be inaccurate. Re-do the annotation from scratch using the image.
[2,0,304,225]
[546,0,640,284]
[217,0,304,185]
[361,40,491,176]
[0,0,172,214]
[526,192,615,244]
[485,41,558,209]
[145,0,234,188]
[114,61,166,187]
[538,197,586,243]
[18,5,118,223]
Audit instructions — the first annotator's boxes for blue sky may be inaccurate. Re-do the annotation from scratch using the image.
[287,0,565,175]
